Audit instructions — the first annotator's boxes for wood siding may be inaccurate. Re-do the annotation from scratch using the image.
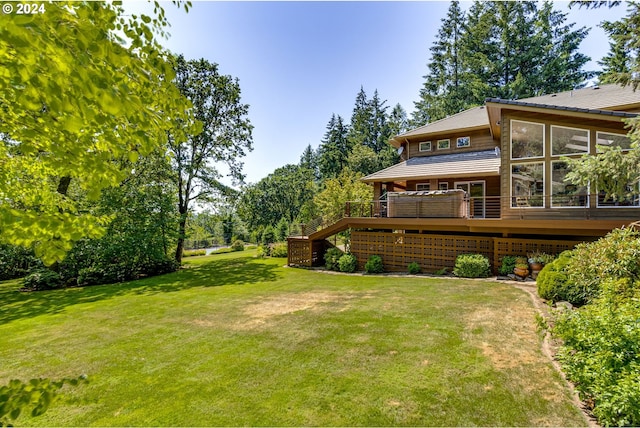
[407,129,496,159]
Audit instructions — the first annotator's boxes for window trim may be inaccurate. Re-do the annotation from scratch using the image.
[438,182,449,191]
[416,183,431,191]
[418,141,432,152]
[550,160,589,208]
[437,139,450,150]
[510,119,545,160]
[456,136,471,148]
[551,125,590,157]
[510,161,545,208]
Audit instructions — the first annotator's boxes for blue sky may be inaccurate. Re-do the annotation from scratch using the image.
[137,1,629,184]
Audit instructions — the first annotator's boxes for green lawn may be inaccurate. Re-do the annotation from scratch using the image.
[0,251,586,426]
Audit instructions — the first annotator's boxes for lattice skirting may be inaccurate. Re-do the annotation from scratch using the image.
[350,231,585,273]
[287,238,327,267]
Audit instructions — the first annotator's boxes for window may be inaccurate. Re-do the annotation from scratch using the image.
[418,141,431,152]
[597,131,632,152]
[437,139,450,150]
[416,183,430,191]
[438,182,449,190]
[597,183,640,207]
[511,162,544,207]
[511,120,544,159]
[456,136,470,148]
[551,125,589,156]
[551,161,588,207]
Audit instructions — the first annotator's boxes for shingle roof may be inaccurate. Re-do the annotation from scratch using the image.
[396,106,490,140]
[362,149,501,183]
[514,83,640,111]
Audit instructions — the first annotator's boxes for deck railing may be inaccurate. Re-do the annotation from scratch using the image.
[291,193,638,237]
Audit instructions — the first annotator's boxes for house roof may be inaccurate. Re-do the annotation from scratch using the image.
[389,106,489,147]
[362,149,501,183]
[392,84,640,147]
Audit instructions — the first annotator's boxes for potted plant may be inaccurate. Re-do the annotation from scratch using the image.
[513,256,529,278]
[527,251,545,273]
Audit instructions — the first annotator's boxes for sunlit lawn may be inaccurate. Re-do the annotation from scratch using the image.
[0,250,587,426]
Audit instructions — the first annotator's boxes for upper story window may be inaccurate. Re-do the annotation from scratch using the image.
[456,136,470,148]
[437,139,450,150]
[511,162,544,207]
[511,120,544,159]
[551,125,589,156]
[416,183,430,191]
[419,141,432,152]
[597,131,632,152]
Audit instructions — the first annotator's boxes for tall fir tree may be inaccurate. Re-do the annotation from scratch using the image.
[347,86,373,150]
[317,114,350,181]
[413,0,469,125]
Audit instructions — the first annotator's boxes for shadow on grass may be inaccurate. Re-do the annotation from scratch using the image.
[0,256,280,325]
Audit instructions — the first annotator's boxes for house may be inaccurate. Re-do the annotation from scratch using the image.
[288,84,640,272]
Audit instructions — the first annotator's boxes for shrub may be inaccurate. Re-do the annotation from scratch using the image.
[338,253,358,273]
[140,258,180,276]
[407,262,421,274]
[256,246,267,258]
[261,226,276,246]
[231,240,245,252]
[77,266,106,286]
[324,247,343,271]
[183,249,206,257]
[553,278,640,427]
[453,254,490,278]
[364,255,384,274]
[498,255,518,276]
[0,244,42,280]
[22,269,63,291]
[536,251,582,304]
[269,242,288,258]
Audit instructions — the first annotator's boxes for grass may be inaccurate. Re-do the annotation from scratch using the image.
[0,250,587,426]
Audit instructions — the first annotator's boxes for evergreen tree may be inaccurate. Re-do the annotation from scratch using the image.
[347,86,373,150]
[317,114,350,181]
[388,103,410,137]
[597,3,640,88]
[299,144,319,181]
[413,0,470,124]
[369,90,390,153]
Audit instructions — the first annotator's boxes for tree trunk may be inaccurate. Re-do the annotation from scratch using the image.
[175,215,186,264]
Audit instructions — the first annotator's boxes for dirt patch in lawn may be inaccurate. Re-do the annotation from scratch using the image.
[235,291,374,330]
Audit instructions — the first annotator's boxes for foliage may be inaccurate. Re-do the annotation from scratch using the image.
[261,226,276,246]
[317,114,351,181]
[413,0,591,124]
[238,165,316,231]
[453,254,490,278]
[168,55,253,263]
[324,247,343,271]
[408,262,422,275]
[22,269,63,291]
[536,251,578,304]
[314,168,373,222]
[0,376,87,427]
[0,244,42,281]
[183,249,207,257]
[269,242,288,258]
[231,240,245,252]
[0,1,193,265]
[498,255,518,276]
[553,278,640,426]
[364,255,384,274]
[338,253,358,273]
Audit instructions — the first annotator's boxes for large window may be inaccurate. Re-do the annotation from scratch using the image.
[511,162,544,207]
[597,131,632,152]
[597,184,640,207]
[511,120,544,159]
[551,161,588,207]
[551,125,589,156]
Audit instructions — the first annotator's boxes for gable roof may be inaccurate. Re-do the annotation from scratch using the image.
[362,149,501,183]
[392,84,640,146]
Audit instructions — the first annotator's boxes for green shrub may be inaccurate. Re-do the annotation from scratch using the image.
[261,226,276,245]
[453,254,490,278]
[269,242,288,258]
[407,262,421,274]
[553,278,640,427]
[324,247,343,271]
[256,246,267,258]
[77,266,106,286]
[338,253,358,273]
[22,269,63,291]
[183,249,206,257]
[231,240,245,252]
[536,251,582,304]
[498,255,518,276]
[0,244,43,280]
[364,255,384,274]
